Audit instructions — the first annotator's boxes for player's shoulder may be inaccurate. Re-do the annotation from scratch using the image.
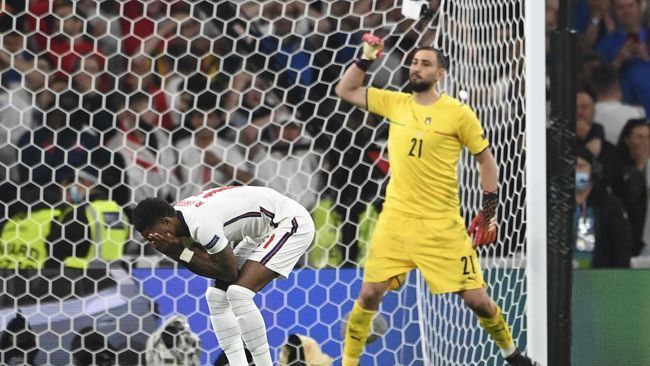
[440,93,467,108]
[440,94,476,117]
[369,87,411,100]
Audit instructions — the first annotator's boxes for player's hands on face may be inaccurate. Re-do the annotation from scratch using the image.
[147,232,182,255]
[468,211,497,248]
[361,33,384,61]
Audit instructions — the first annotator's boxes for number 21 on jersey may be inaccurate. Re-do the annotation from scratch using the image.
[409,138,423,158]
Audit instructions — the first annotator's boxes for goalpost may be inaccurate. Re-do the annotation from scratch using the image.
[412,1,547,365]
[0,0,546,364]
[395,0,547,365]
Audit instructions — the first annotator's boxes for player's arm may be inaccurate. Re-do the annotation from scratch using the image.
[185,242,238,282]
[468,148,499,248]
[458,105,499,247]
[148,232,238,282]
[335,34,383,109]
[476,148,498,193]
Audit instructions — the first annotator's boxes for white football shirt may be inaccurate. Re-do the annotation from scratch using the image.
[173,186,303,254]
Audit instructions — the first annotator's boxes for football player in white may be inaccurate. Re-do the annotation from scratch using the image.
[133,186,315,366]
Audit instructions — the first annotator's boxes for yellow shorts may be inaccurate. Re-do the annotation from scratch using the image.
[363,209,486,294]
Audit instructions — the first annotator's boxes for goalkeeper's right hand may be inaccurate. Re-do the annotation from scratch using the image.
[361,33,384,61]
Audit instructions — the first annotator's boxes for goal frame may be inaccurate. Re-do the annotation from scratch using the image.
[523,0,548,363]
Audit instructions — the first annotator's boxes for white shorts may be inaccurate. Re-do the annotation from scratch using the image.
[233,207,314,279]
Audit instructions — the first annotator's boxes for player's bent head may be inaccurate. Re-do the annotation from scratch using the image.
[133,197,176,234]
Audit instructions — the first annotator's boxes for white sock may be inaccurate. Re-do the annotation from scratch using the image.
[206,287,248,366]
[227,285,273,366]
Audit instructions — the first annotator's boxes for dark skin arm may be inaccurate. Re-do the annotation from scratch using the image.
[148,232,238,282]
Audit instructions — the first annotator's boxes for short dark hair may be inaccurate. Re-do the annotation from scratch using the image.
[132,197,176,233]
[577,88,596,102]
[590,64,618,96]
[414,46,449,70]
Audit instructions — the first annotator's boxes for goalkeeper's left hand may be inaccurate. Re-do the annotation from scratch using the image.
[468,190,498,248]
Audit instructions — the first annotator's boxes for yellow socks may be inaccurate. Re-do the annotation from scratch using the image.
[343,301,376,366]
[477,305,516,357]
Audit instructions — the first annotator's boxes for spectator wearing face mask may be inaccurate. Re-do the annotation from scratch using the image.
[574,147,634,268]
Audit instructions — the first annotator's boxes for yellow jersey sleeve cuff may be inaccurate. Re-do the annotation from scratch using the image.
[472,144,491,156]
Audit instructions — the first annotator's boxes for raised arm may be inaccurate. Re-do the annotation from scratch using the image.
[335,63,369,109]
[334,34,384,110]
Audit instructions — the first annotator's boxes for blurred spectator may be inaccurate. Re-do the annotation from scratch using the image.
[612,119,650,256]
[573,0,617,54]
[0,31,35,89]
[46,167,129,269]
[257,1,320,104]
[163,54,215,129]
[591,63,646,143]
[125,53,176,130]
[79,0,123,57]
[619,59,650,116]
[574,147,633,268]
[595,0,650,115]
[106,93,181,204]
[17,109,101,195]
[226,71,284,156]
[0,53,51,185]
[596,0,647,67]
[576,90,606,157]
[70,56,117,136]
[119,0,170,56]
[576,89,624,189]
[576,51,604,91]
[48,1,105,77]
[252,116,324,211]
[176,109,252,198]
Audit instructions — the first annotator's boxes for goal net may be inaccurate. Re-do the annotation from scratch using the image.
[0,0,543,365]
[416,1,530,365]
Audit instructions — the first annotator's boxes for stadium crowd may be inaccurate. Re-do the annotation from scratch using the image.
[0,0,647,275]
[0,0,416,270]
[547,0,650,268]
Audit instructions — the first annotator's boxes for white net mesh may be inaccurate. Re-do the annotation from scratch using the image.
[0,0,530,365]
[416,1,528,365]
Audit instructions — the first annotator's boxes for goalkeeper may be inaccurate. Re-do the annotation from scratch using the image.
[335,35,538,366]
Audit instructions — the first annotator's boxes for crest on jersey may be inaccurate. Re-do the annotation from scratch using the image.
[205,235,220,250]
[424,117,431,125]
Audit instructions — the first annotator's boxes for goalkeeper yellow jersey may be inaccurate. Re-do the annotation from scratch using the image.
[367,88,489,219]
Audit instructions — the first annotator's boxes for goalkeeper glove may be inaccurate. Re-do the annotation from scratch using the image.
[468,190,498,248]
[355,33,384,71]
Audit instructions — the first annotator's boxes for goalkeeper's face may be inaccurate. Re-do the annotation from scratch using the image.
[409,50,444,93]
